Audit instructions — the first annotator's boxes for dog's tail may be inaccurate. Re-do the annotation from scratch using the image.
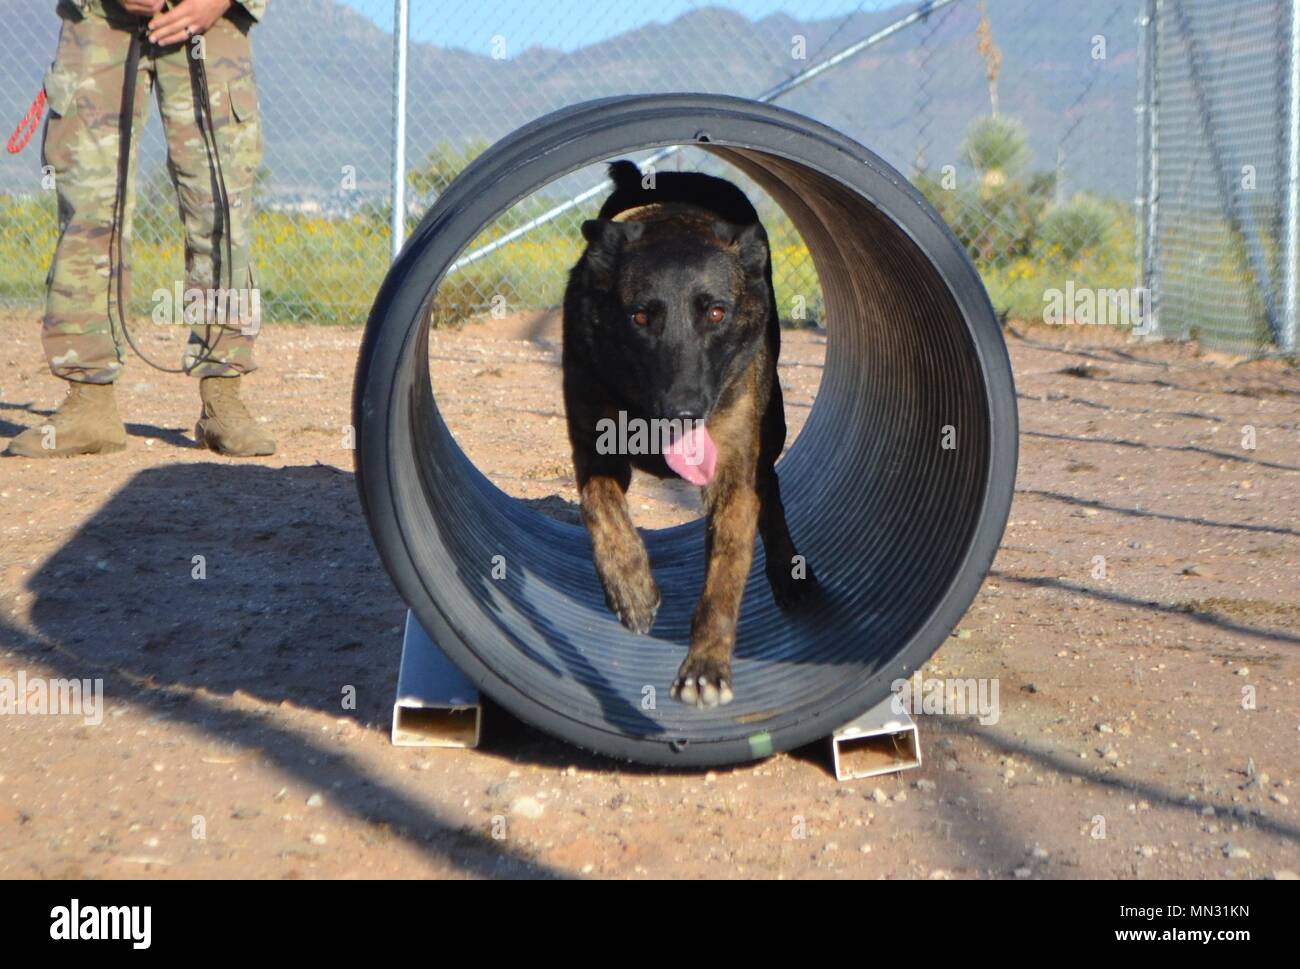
[607,160,643,191]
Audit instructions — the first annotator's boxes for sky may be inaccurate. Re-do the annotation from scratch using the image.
[338,0,905,54]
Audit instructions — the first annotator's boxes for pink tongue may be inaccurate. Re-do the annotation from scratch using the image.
[664,424,718,486]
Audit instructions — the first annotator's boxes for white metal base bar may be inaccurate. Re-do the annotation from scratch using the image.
[390,613,920,776]
[830,696,922,781]
[391,611,481,748]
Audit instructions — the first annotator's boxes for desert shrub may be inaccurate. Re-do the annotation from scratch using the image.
[1038,194,1113,263]
[962,115,1031,184]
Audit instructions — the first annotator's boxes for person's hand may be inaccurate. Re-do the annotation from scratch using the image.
[122,0,166,15]
[147,0,234,46]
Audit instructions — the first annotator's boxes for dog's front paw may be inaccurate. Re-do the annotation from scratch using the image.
[671,651,734,708]
[604,572,661,634]
[768,555,817,609]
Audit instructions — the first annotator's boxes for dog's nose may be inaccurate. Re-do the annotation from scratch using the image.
[660,394,709,424]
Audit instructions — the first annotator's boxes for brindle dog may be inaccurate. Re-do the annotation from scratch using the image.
[562,161,815,708]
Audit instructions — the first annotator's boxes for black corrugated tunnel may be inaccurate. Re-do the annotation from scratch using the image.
[354,94,1018,767]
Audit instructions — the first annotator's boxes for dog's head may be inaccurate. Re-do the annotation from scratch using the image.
[576,205,772,424]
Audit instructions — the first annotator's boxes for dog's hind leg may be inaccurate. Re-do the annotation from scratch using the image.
[757,377,816,607]
[577,457,661,634]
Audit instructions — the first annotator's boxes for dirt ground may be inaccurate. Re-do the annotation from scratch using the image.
[0,309,1296,880]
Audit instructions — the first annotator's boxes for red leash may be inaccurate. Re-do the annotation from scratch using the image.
[7,90,47,154]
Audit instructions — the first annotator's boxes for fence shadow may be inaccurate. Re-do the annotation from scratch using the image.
[1017,486,1300,539]
[990,569,1300,646]
[943,719,1300,847]
[1022,429,1300,474]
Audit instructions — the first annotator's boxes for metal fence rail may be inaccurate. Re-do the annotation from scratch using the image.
[3,0,1290,355]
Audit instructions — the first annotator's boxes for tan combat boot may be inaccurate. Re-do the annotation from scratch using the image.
[6,381,128,458]
[196,376,276,456]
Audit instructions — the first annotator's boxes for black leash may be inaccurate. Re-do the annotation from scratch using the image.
[109,14,235,374]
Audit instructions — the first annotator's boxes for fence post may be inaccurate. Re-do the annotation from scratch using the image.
[390,0,410,262]
[1139,0,1160,338]
[1285,0,1299,352]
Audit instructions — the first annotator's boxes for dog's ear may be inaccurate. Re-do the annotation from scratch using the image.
[582,218,644,247]
[715,220,769,275]
[607,160,644,192]
[581,219,643,282]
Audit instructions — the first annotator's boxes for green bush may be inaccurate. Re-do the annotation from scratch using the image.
[1038,195,1112,263]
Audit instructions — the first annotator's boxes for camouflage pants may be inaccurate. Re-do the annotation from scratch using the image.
[42,0,262,383]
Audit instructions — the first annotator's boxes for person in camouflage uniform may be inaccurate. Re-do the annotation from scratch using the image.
[7,0,275,457]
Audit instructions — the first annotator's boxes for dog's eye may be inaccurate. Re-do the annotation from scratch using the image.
[705,305,727,324]
[630,310,650,327]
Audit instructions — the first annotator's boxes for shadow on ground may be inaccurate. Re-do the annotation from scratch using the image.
[0,460,627,875]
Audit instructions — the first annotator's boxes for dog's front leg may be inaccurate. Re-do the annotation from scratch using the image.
[672,477,759,707]
[579,464,661,634]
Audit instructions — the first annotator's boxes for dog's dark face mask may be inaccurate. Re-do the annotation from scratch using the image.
[578,216,771,428]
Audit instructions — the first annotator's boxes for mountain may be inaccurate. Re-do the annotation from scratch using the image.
[0,0,1137,201]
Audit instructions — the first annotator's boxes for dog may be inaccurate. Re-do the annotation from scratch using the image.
[562,160,815,708]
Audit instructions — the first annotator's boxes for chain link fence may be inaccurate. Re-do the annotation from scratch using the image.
[1141,0,1299,354]
[400,0,1144,333]
[3,0,1291,355]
